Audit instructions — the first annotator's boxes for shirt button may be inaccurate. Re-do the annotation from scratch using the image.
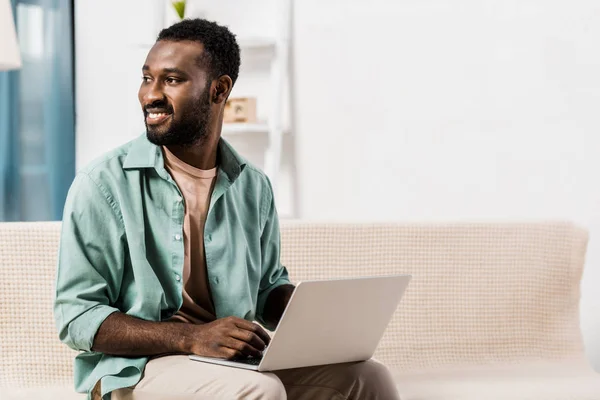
[213,277,220,284]
[174,234,182,241]
[176,196,183,203]
[175,274,181,282]
[206,234,212,242]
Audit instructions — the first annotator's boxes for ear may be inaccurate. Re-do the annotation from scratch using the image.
[212,75,233,105]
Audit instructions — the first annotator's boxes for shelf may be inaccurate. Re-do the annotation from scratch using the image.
[222,122,269,136]
[238,37,277,51]
[221,123,291,137]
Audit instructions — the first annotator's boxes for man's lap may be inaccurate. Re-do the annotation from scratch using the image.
[110,355,399,400]
[111,355,284,400]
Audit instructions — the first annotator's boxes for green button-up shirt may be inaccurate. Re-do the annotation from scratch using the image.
[53,134,290,399]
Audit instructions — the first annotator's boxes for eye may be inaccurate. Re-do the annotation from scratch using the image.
[165,77,181,84]
[142,76,152,83]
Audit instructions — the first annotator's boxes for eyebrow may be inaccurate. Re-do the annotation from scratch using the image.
[142,65,189,76]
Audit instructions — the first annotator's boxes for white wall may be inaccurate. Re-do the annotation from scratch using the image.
[292,0,600,370]
[76,0,600,370]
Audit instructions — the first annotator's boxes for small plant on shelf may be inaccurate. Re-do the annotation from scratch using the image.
[171,0,186,20]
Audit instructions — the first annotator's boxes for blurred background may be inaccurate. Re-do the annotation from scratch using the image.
[1,0,599,371]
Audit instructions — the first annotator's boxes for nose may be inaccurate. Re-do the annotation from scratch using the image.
[140,80,165,107]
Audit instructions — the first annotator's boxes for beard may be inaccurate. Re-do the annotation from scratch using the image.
[145,90,211,148]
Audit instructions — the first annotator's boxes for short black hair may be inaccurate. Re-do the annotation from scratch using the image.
[157,18,241,85]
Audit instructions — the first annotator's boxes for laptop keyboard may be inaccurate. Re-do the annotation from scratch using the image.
[234,356,263,365]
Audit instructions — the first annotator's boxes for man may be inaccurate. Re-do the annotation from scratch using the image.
[54,18,399,400]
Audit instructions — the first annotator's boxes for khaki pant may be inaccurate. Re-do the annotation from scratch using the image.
[105,355,400,400]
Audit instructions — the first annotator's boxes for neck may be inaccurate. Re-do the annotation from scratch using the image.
[165,111,225,169]
[165,135,219,170]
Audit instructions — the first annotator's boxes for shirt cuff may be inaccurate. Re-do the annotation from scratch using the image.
[67,304,119,352]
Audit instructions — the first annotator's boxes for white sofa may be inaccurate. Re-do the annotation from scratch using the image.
[1,221,599,399]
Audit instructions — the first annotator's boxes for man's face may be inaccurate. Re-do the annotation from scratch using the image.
[139,40,212,147]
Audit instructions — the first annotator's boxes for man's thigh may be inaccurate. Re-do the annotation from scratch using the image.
[111,356,285,400]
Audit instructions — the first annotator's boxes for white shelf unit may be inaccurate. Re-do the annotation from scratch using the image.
[186,0,292,211]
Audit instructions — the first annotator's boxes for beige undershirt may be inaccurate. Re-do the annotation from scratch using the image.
[162,146,217,324]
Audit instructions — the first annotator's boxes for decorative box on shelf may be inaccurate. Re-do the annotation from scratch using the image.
[224,97,257,123]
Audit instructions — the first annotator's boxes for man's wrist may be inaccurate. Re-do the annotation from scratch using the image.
[176,322,200,354]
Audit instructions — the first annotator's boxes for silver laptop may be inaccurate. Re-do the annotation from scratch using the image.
[189,274,411,371]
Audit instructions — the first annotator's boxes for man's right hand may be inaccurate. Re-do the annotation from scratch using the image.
[185,316,271,360]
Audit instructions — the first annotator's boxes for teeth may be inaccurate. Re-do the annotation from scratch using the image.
[148,112,168,118]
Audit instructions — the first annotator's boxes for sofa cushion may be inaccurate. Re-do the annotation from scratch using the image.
[393,361,600,400]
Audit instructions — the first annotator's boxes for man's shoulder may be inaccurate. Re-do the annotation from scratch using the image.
[77,137,138,182]
[242,162,270,185]
[238,161,275,202]
[218,138,271,192]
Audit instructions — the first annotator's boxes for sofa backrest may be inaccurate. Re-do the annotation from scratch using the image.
[0,221,589,388]
[279,221,588,371]
[0,222,75,388]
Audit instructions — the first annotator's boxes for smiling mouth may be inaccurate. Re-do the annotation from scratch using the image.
[146,112,172,125]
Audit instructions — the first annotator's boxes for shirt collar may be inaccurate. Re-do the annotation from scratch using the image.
[123,134,246,182]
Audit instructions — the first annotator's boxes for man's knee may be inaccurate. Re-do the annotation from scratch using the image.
[354,359,392,380]
[349,359,399,399]
[240,373,287,400]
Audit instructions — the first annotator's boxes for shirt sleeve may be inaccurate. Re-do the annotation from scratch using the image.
[255,177,291,329]
[53,173,125,352]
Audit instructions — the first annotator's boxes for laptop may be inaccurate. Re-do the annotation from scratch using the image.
[189,274,412,371]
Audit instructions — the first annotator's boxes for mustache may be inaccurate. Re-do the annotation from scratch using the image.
[144,100,173,114]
